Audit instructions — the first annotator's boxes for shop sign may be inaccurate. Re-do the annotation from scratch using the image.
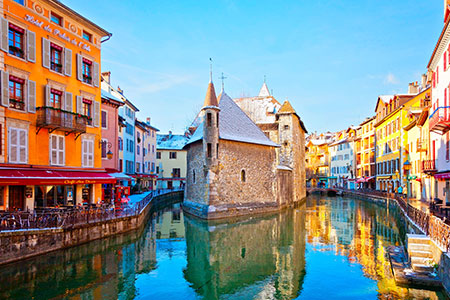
[25,187,33,198]
[82,188,89,198]
[63,179,96,185]
[24,14,91,52]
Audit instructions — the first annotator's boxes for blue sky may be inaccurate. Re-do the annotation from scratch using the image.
[65,0,443,134]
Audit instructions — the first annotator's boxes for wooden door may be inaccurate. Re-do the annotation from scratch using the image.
[9,186,25,211]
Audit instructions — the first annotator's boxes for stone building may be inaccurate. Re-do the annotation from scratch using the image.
[183,80,307,219]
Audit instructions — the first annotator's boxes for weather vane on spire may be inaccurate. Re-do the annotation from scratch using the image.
[209,58,213,83]
[219,72,227,91]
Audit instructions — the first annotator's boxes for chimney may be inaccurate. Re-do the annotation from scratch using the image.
[408,82,418,94]
[101,71,111,84]
[146,117,151,125]
[421,74,427,89]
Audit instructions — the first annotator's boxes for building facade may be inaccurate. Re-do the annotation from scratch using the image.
[355,117,376,189]
[0,0,113,210]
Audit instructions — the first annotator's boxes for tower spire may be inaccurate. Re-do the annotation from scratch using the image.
[219,72,227,92]
[209,58,213,83]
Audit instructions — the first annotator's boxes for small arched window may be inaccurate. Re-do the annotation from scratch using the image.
[241,169,246,182]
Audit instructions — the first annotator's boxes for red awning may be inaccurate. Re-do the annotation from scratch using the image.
[435,172,450,180]
[0,169,115,185]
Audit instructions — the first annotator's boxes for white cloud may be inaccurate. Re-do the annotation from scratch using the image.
[384,73,399,85]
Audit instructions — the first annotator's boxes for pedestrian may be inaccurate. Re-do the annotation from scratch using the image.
[397,185,403,194]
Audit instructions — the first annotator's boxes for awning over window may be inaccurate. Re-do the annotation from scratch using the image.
[435,172,450,180]
[0,169,115,185]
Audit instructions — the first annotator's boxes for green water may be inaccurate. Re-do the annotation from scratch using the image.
[0,196,447,299]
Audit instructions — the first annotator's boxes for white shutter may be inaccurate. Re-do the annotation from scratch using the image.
[64,92,73,112]
[1,70,9,107]
[93,101,100,127]
[0,18,8,53]
[58,135,64,165]
[42,38,50,69]
[88,140,94,167]
[27,80,36,113]
[27,30,36,63]
[9,128,17,163]
[18,129,27,163]
[45,85,51,106]
[76,54,83,81]
[93,62,99,87]
[64,48,72,77]
[50,135,56,165]
[76,95,82,114]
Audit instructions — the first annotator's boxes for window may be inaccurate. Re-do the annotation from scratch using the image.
[82,99,92,125]
[137,145,140,155]
[193,170,196,183]
[152,145,155,153]
[50,43,63,73]
[82,58,92,84]
[207,143,212,158]
[50,89,62,109]
[50,135,65,166]
[8,24,24,58]
[156,166,159,173]
[50,12,62,26]
[169,152,177,159]
[136,162,140,173]
[126,123,133,135]
[13,0,25,5]
[119,159,123,172]
[81,139,94,167]
[9,76,24,110]
[156,152,161,159]
[101,139,107,158]
[151,162,155,172]
[241,169,246,182]
[101,110,107,128]
[284,125,289,130]
[8,127,27,163]
[82,31,92,42]
[118,137,123,150]
[207,113,212,127]
[172,168,180,178]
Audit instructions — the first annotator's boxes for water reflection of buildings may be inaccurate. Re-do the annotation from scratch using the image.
[0,203,188,299]
[183,205,306,299]
[305,196,427,299]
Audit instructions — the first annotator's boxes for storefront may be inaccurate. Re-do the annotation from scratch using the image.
[0,169,115,211]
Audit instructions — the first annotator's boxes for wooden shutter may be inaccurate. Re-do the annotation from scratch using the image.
[76,54,82,81]
[42,38,50,69]
[0,18,8,53]
[58,135,64,165]
[8,128,17,163]
[1,70,9,107]
[93,101,100,127]
[18,129,27,163]
[64,92,73,112]
[50,135,57,165]
[27,30,36,63]
[45,85,51,106]
[64,48,72,76]
[93,62,99,87]
[88,140,94,167]
[76,95,82,114]
[82,139,86,167]
[27,80,36,113]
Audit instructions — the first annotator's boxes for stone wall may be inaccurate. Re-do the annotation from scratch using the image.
[0,191,182,266]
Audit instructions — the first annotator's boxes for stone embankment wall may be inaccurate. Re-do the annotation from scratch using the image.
[0,191,183,266]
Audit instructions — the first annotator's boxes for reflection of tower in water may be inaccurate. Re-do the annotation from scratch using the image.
[183,203,306,299]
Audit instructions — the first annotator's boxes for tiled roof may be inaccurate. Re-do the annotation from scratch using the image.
[187,90,279,147]
[277,100,295,114]
[203,82,218,107]
[157,134,189,150]
[101,89,123,103]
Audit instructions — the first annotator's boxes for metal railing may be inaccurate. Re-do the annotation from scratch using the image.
[0,188,183,232]
[36,107,87,133]
[422,159,437,172]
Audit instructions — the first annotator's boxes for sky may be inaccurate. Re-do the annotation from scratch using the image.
[64,0,443,135]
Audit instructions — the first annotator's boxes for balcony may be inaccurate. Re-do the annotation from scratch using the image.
[422,159,437,173]
[429,106,450,134]
[416,140,428,152]
[36,107,87,136]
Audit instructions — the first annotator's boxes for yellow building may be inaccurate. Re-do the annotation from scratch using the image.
[374,94,414,192]
[354,116,376,189]
[306,133,334,188]
[403,87,431,200]
[156,133,189,189]
[0,0,111,210]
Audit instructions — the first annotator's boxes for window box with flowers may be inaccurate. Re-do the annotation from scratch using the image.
[36,106,90,133]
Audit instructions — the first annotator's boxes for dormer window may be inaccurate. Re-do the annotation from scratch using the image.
[82,31,92,42]
[50,12,62,26]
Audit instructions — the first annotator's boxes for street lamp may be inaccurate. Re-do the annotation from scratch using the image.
[403,160,412,213]
[99,140,113,160]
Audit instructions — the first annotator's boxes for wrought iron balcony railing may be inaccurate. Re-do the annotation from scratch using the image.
[36,107,87,135]
[429,106,450,134]
[422,159,437,173]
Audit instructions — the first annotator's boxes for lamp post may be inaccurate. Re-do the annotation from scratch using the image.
[403,160,412,214]
[99,140,113,160]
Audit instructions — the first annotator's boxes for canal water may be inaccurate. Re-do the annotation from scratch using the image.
[0,195,448,300]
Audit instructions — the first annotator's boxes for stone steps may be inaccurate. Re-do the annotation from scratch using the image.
[409,249,433,258]
[412,263,435,273]
[408,242,431,252]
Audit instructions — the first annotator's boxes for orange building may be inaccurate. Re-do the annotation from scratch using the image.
[0,0,113,210]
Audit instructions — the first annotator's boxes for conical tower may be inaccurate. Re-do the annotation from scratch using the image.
[202,80,220,171]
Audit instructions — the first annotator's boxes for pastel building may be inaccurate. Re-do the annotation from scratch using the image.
[135,119,158,190]
[329,128,357,189]
[0,0,113,210]
[354,117,376,189]
[156,132,189,190]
